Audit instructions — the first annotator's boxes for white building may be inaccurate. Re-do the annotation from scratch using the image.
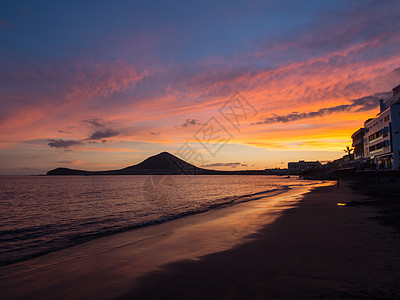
[364,84,400,169]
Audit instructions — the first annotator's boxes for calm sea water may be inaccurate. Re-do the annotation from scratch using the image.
[0,175,311,266]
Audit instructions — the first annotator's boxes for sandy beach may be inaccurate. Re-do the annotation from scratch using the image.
[1,181,399,299]
[125,181,400,299]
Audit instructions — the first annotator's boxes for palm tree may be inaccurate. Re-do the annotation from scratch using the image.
[343,146,354,156]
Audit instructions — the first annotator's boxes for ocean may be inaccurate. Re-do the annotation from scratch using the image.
[0,175,311,266]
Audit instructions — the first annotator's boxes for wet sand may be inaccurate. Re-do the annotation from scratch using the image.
[124,182,400,299]
[0,184,316,300]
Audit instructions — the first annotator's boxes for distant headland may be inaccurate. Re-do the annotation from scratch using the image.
[46,152,266,176]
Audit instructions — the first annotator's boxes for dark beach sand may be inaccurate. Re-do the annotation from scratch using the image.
[123,182,400,299]
[1,181,399,299]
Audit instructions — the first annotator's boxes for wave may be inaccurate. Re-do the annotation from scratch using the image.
[0,184,300,267]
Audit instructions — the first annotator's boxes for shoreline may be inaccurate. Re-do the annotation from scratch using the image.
[125,181,400,299]
[0,180,301,268]
[0,183,322,299]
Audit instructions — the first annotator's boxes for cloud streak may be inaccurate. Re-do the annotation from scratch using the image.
[255,92,392,125]
[83,118,105,128]
[46,118,120,149]
[202,162,247,168]
[47,139,82,148]
[181,119,200,127]
[87,129,119,140]
[82,118,120,140]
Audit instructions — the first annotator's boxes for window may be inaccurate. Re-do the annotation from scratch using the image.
[369,140,390,152]
[369,130,382,141]
[381,127,389,135]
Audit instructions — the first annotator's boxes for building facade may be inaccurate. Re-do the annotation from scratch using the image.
[351,128,365,160]
[363,84,400,169]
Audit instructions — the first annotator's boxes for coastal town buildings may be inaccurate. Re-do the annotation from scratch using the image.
[362,84,400,169]
[288,160,322,171]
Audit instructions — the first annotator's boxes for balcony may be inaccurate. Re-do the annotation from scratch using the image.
[370,148,384,155]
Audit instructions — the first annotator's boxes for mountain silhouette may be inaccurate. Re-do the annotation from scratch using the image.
[123,151,197,171]
[48,152,203,175]
[47,151,264,175]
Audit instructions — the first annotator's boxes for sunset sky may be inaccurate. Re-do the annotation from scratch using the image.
[1,0,400,175]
